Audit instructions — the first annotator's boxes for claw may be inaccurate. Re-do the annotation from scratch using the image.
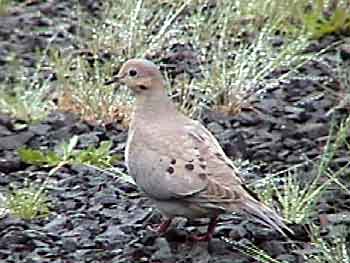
[147,218,172,235]
[189,216,218,242]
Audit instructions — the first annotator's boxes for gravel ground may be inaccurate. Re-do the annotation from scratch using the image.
[0,1,349,263]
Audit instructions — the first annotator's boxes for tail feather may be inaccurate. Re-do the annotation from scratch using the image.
[242,198,294,238]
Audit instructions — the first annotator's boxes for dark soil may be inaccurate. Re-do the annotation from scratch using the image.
[0,1,350,263]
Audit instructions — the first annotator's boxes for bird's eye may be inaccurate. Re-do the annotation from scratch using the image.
[128,69,137,77]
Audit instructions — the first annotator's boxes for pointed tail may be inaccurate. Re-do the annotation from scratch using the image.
[241,197,294,238]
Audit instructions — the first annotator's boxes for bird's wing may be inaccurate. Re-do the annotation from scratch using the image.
[182,120,247,204]
[134,119,245,204]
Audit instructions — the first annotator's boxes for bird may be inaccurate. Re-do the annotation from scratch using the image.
[106,58,292,241]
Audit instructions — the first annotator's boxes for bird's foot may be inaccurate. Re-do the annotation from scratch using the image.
[147,218,172,235]
[189,216,218,242]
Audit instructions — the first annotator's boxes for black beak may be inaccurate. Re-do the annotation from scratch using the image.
[104,74,121,85]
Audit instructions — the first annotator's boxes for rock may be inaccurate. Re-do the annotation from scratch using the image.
[228,225,248,240]
[325,213,350,225]
[28,124,51,136]
[244,222,280,241]
[208,238,230,255]
[237,112,260,126]
[276,254,298,262]
[43,215,68,232]
[0,153,22,173]
[151,237,173,261]
[293,123,329,139]
[0,126,12,136]
[62,237,78,253]
[219,129,237,141]
[0,114,13,130]
[340,42,350,60]
[0,131,34,150]
[77,132,100,148]
[207,122,224,134]
[260,240,286,256]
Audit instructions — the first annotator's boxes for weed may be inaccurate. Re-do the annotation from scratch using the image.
[297,0,350,39]
[0,0,15,14]
[6,181,50,220]
[18,135,120,168]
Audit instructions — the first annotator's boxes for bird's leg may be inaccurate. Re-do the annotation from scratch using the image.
[191,216,218,242]
[148,218,172,235]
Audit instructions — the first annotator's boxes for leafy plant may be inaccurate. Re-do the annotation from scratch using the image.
[18,135,120,168]
[0,0,14,14]
[6,181,50,220]
[298,0,350,39]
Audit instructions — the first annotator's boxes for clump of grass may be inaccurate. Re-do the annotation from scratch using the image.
[50,0,345,120]
[255,115,350,224]
[189,23,314,114]
[0,54,54,123]
[221,237,285,263]
[85,1,188,58]
[50,50,133,125]
[172,0,342,115]
[304,226,350,263]
[6,181,50,220]
[50,1,191,124]
[0,0,16,15]
[0,33,60,123]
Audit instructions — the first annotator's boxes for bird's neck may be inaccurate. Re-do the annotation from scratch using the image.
[132,90,179,126]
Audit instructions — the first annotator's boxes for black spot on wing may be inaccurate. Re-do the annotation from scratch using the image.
[185,163,194,171]
[198,173,207,180]
[199,164,206,169]
[166,166,175,174]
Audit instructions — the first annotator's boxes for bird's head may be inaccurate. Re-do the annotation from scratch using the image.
[106,59,166,95]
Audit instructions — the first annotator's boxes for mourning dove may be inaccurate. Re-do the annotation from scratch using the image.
[107,58,292,241]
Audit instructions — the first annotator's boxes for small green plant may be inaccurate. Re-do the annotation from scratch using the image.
[0,0,15,14]
[18,135,120,168]
[298,0,350,39]
[6,181,50,220]
[11,136,121,220]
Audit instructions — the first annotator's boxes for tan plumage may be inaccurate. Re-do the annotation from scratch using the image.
[110,58,292,241]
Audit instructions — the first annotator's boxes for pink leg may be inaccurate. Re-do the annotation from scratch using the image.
[148,218,172,235]
[191,216,218,242]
